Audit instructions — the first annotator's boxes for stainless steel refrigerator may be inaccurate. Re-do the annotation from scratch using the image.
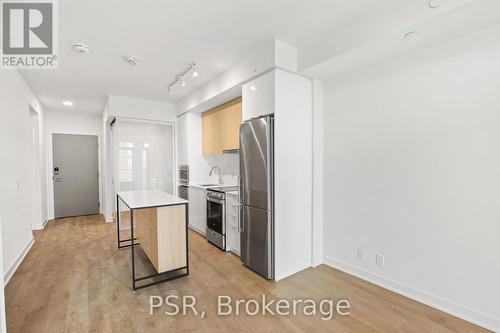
[239,115,274,279]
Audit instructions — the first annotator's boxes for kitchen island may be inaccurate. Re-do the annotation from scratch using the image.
[116,189,189,290]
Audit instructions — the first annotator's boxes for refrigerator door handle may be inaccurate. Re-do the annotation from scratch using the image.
[239,205,243,233]
[238,175,243,203]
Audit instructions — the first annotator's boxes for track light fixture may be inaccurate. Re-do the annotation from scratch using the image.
[167,62,198,95]
[191,63,199,77]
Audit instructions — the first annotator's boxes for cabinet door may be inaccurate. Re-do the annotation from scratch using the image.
[225,195,240,255]
[202,110,221,155]
[220,98,242,152]
[188,187,207,236]
[202,98,242,155]
[242,71,275,121]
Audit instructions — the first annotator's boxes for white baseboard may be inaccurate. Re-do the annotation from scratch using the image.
[32,218,48,230]
[4,237,35,286]
[275,265,310,282]
[188,224,206,236]
[324,256,499,332]
[312,257,323,268]
[105,214,113,223]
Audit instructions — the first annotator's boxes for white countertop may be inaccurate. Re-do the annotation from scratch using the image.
[189,184,217,190]
[118,189,187,209]
[189,183,238,190]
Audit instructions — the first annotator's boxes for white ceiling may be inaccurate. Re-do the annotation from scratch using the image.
[19,0,491,114]
[302,0,500,81]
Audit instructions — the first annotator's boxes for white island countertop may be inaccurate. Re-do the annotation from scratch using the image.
[118,189,187,209]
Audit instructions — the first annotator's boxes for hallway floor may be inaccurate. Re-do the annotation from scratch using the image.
[5,215,489,333]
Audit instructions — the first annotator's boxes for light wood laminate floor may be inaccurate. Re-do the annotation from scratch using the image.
[5,215,490,333]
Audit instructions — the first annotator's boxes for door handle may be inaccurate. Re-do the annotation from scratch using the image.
[239,205,243,233]
[238,176,242,203]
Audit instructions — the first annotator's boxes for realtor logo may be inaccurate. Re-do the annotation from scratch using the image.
[1,0,58,68]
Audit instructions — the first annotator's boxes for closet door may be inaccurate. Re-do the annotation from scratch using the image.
[114,120,175,194]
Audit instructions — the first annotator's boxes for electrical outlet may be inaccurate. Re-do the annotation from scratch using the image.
[376,253,385,267]
[357,248,365,261]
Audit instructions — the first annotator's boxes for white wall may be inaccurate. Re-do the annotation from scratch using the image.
[44,110,103,219]
[273,69,313,280]
[107,95,177,122]
[0,70,43,282]
[311,79,324,267]
[176,39,297,116]
[102,102,113,222]
[323,41,500,331]
[204,154,239,186]
[28,106,48,230]
[0,215,6,333]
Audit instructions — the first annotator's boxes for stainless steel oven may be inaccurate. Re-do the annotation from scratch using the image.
[178,165,189,185]
[206,190,226,250]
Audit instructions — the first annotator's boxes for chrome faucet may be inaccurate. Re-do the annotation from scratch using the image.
[209,166,223,185]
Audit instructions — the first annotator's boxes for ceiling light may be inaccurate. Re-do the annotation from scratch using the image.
[73,43,89,53]
[180,76,186,87]
[250,86,256,91]
[167,62,198,95]
[191,63,199,77]
[124,55,140,66]
[428,0,445,8]
[62,101,73,106]
[403,31,419,40]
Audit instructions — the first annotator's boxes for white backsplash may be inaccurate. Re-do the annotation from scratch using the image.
[204,153,239,185]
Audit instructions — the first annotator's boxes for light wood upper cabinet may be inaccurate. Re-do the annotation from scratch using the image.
[202,108,222,155]
[202,97,242,155]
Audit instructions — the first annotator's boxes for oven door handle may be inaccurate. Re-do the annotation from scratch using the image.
[207,198,224,205]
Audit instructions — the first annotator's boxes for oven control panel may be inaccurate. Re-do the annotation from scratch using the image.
[207,191,225,200]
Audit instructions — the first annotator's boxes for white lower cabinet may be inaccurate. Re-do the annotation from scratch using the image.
[188,186,206,236]
[225,194,240,256]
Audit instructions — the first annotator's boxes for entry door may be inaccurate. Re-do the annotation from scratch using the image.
[53,134,99,218]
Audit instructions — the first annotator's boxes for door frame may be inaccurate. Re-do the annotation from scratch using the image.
[47,131,102,220]
[28,106,44,230]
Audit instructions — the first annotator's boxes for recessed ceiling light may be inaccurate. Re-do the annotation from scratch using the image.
[73,43,89,53]
[62,101,73,106]
[250,86,256,91]
[124,55,140,66]
[403,31,419,40]
[428,0,446,8]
